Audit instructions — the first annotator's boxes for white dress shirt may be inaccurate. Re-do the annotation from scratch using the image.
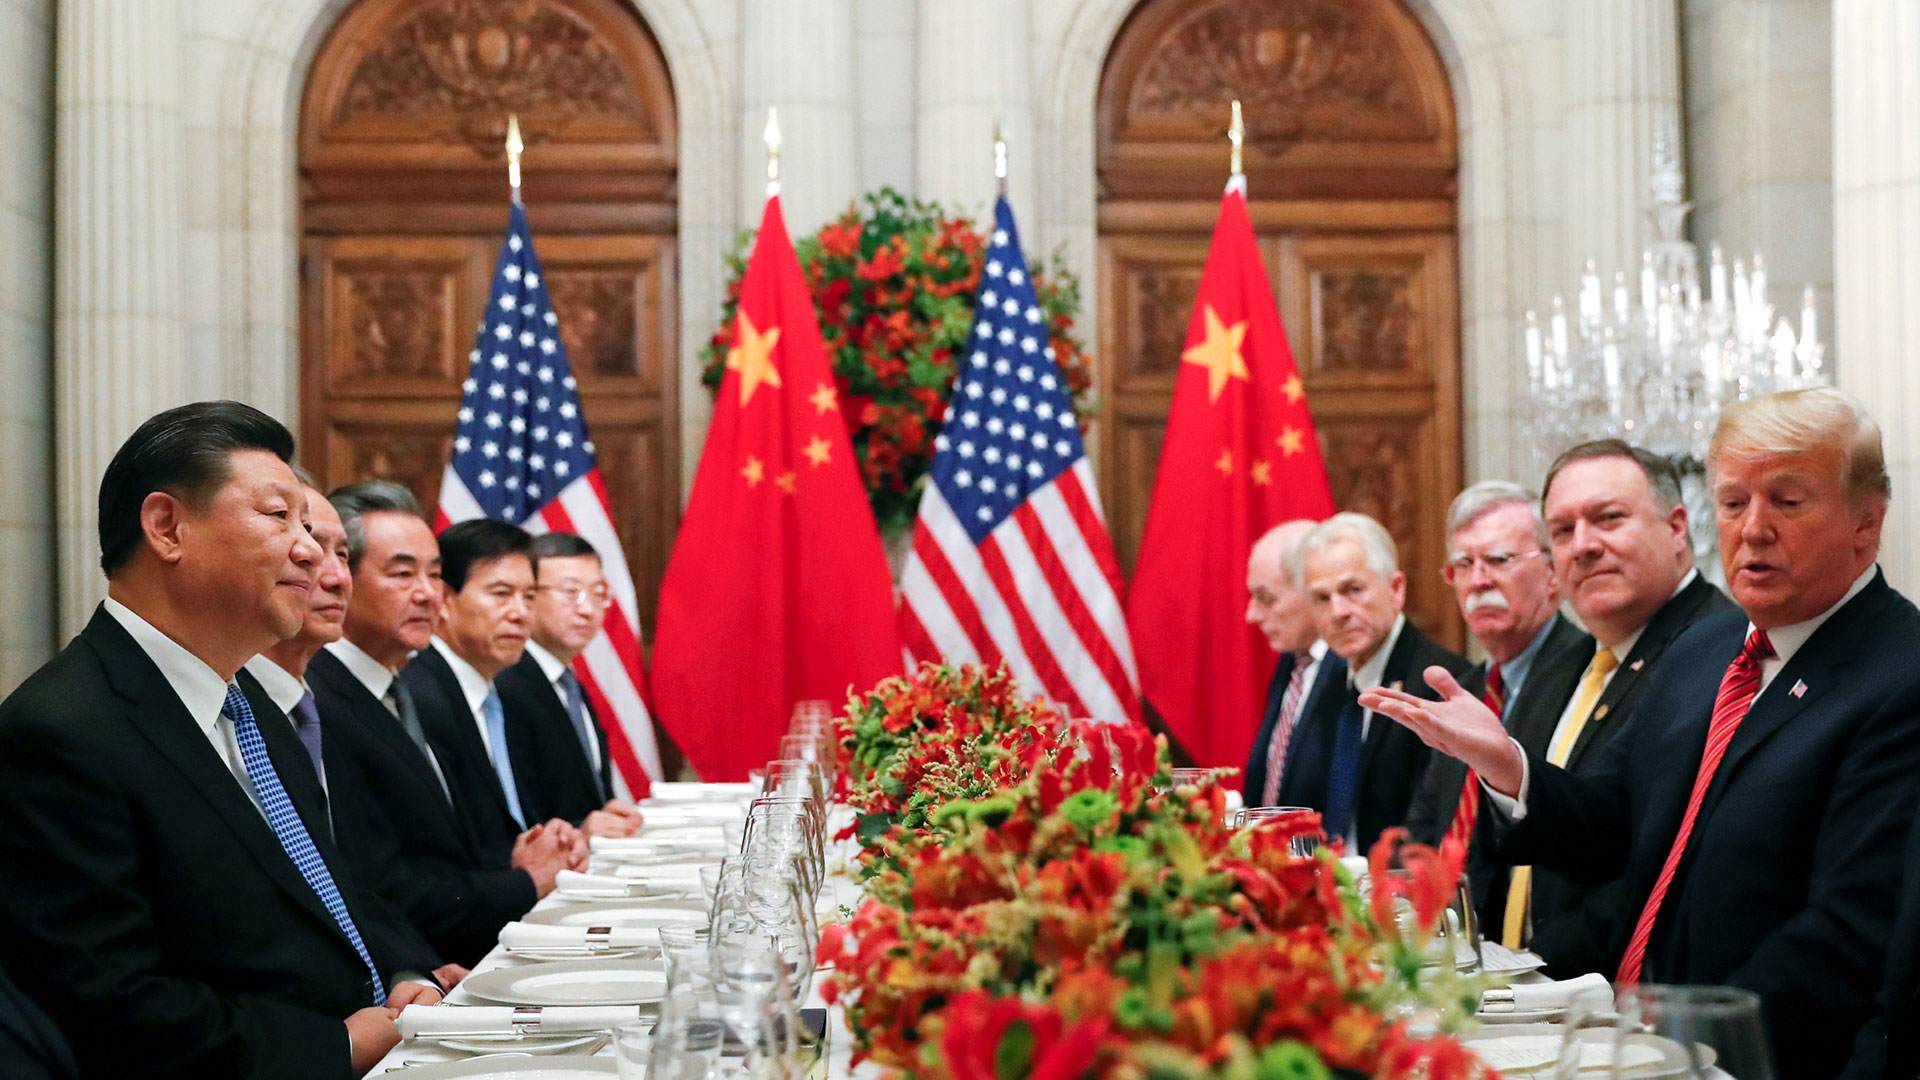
[430,637,499,756]
[243,654,308,718]
[525,640,602,771]
[102,598,266,816]
[1347,614,1408,741]
[324,637,398,701]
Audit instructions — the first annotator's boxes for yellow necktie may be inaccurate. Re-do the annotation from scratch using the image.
[1503,646,1619,948]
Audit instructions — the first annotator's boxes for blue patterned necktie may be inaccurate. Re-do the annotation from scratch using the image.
[483,687,527,828]
[222,684,385,1005]
[1323,684,1366,846]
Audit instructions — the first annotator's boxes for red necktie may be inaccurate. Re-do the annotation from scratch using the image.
[1445,663,1504,849]
[1616,629,1774,985]
[1261,657,1312,805]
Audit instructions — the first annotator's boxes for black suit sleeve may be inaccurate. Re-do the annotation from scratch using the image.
[1492,730,1638,885]
[0,718,353,1079]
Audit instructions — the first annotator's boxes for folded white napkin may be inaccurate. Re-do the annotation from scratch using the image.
[638,802,748,822]
[590,835,725,855]
[398,1004,641,1039]
[556,869,658,896]
[498,922,659,952]
[649,782,757,801]
[1484,971,1612,1013]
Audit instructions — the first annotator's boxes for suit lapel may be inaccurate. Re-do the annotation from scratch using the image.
[82,613,343,936]
[414,647,515,825]
[1508,623,1593,756]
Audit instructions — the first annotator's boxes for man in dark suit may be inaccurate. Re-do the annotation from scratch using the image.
[0,402,441,1078]
[402,520,587,871]
[240,480,451,986]
[311,481,572,968]
[1368,388,1920,1074]
[1277,511,1470,851]
[1404,482,1576,860]
[496,531,646,835]
[1843,803,1920,1078]
[1239,520,1337,806]
[1492,441,1736,972]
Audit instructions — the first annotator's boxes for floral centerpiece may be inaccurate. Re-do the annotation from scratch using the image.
[818,663,1495,1080]
[702,190,1096,536]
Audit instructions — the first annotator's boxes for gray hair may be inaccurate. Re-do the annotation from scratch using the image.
[1288,511,1400,586]
[1710,387,1890,510]
[1447,481,1546,549]
[327,479,423,571]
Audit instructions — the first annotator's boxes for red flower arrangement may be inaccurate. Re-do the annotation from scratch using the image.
[702,189,1095,535]
[820,662,1497,1080]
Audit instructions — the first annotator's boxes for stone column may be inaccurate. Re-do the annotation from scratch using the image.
[1833,0,1920,591]
[740,0,858,237]
[1560,0,1683,282]
[915,0,1033,221]
[54,0,189,636]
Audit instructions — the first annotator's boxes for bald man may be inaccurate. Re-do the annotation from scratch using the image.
[1241,520,1343,806]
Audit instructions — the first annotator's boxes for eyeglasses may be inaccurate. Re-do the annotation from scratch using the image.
[1441,548,1544,581]
[536,583,612,608]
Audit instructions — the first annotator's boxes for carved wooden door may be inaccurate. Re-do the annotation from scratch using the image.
[1097,0,1465,649]
[299,0,679,629]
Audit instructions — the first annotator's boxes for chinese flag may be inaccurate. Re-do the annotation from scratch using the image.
[651,194,902,780]
[1125,182,1334,768]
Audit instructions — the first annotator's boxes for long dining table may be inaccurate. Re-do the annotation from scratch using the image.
[370,782,875,1078]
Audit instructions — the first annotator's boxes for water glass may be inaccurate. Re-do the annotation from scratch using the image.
[1615,984,1775,1079]
[1233,805,1322,857]
[1554,985,1621,1080]
[614,1018,655,1080]
[659,923,714,990]
[647,986,726,1080]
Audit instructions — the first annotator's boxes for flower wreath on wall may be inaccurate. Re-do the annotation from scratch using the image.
[702,189,1096,537]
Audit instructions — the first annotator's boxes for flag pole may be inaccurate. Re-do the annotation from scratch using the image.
[1227,100,1246,197]
[763,106,781,197]
[506,113,524,205]
[993,121,1008,199]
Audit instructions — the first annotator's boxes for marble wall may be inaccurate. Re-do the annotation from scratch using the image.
[0,0,50,688]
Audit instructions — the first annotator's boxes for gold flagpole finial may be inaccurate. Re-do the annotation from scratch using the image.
[1228,99,1244,177]
[993,122,1008,197]
[764,107,782,188]
[506,114,524,200]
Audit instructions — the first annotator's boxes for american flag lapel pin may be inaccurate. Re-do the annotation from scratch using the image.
[1629,659,1646,672]
[1790,679,1808,699]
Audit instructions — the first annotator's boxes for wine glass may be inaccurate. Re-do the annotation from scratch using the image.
[1554,984,1621,1080]
[643,985,726,1080]
[1234,805,1322,857]
[1615,985,1775,1079]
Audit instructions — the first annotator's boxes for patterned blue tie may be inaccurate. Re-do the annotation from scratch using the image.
[223,684,386,1005]
[483,687,527,828]
[1323,685,1366,847]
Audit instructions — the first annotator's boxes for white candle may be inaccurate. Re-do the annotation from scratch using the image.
[1701,343,1721,407]
[1750,253,1768,313]
[1657,298,1675,353]
[1580,260,1603,325]
[1733,259,1752,336]
[1709,245,1728,307]
[1613,270,1631,326]
[1641,251,1658,315]
[1602,332,1622,397]
[1771,320,1798,386]
[1800,285,1819,348]
[1551,295,1570,356]
[1524,310,1543,388]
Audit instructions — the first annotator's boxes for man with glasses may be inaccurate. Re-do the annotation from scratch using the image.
[495,532,646,837]
[1407,484,1582,866]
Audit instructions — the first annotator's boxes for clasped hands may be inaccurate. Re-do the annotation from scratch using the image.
[1359,665,1528,797]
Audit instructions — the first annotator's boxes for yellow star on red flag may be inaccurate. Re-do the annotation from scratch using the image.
[1280,375,1304,404]
[740,456,765,486]
[808,383,839,414]
[1277,427,1307,457]
[726,312,783,406]
[1251,460,1273,486]
[775,470,797,495]
[1182,305,1250,403]
[1213,448,1235,476]
[803,435,832,467]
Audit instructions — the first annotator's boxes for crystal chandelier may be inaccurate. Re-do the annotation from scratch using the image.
[1521,126,1829,467]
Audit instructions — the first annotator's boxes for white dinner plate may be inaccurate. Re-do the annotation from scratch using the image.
[523,900,709,929]
[1464,1025,1710,1077]
[462,959,669,1007]
[379,1056,617,1078]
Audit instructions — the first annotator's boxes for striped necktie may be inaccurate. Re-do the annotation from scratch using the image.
[222,684,386,1004]
[1261,657,1312,806]
[1617,629,1773,985]
[1445,663,1503,849]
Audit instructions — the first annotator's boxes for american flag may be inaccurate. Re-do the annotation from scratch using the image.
[899,197,1142,723]
[435,201,663,794]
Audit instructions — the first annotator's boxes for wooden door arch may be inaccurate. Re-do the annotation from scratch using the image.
[299,0,680,630]
[1096,0,1465,648]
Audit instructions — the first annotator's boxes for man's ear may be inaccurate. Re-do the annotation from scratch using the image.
[139,492,190,566]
